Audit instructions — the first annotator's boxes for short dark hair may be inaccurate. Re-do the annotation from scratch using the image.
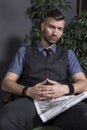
[45,9,65,21]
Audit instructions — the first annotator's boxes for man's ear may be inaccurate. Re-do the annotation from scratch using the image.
[41,22,45,31]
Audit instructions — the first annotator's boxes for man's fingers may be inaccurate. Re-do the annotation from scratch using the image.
[46,78,57,84]
[37,80,47,86]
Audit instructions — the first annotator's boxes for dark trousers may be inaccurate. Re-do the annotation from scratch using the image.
[0,97,87,130]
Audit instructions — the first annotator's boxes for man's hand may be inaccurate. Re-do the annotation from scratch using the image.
[45,79,69,99]
[26,79,69,100]
[25,80,46,100]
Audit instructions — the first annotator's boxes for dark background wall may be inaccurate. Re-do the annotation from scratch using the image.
[0,0,31,83]
[0,0,31,105]
[0,0,77,105]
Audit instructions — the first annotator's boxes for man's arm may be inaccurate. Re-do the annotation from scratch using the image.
[71,72,87,93]
[41,72,87,99]
[1,72,52,101]
[1,72,25,95]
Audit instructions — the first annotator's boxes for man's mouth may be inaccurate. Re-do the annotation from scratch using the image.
[50,37,58,42]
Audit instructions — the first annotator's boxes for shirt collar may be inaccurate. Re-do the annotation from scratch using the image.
[36,41,57,53]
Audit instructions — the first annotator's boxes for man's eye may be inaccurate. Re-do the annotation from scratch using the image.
[58,27,64,31]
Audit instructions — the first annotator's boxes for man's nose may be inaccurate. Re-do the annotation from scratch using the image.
[52,28,58,35]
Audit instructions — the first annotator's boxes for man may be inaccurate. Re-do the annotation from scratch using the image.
[0,9,87,130]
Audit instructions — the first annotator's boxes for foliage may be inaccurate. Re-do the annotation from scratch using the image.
[60,11,87,74]
[28,0,71,20]
[26,0,72,43]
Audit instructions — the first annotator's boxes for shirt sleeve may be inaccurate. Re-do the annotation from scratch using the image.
[8,46,25,76]
[68,49,83,77]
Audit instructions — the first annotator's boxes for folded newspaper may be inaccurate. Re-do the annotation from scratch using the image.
[34,92,87,122]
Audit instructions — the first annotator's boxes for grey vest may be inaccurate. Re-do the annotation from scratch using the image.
[18,44,69,87]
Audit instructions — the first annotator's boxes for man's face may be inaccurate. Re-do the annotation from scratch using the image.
[41,17,65,45]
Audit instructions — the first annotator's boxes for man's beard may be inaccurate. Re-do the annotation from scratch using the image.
[43,35,56,46]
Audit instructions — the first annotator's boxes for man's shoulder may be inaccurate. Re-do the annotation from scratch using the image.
[19,44,32,52]
[17,46,26,55]
[67,49,75,56]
